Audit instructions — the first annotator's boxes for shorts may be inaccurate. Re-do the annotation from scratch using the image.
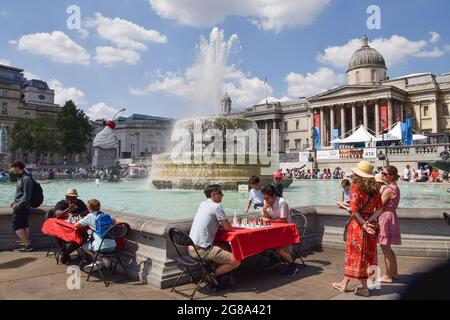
[83,241,116,254]
[12,206,30,231]
[189,243,233,265]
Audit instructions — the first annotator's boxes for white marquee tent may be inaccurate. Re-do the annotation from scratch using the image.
[331,125,377,146]
[376,122,428,143]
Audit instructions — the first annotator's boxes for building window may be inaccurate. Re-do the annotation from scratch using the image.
[356,71,360,83]
[296,121,300,130]
[2,91,7,97]
[1,102,7,115]
[295,139,301,150]
[423,105,429,117]
[24,111,30,116]
[442,104,449,116]
[283,140,290,152]
[371,70,376,82]
[284,121,288,131]
[306,138,310,148]
[38,95,45,100]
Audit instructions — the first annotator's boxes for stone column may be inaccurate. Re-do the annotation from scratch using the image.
[400,102,404,122]
[363,101,368,128]
[351,103,356,133]
[388,98,393,129]
[330,106,335,146]
[340,104,346,138]
[430,100,438,133]
[375,100,380,135]
[320,107,325,147]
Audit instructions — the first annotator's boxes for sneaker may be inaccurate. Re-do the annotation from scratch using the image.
[263,255,281,271]
[83,261,104,272]
[59,253,70,264]
[14,244,34,253]
[217,274,233,291]
[286,263,298,278]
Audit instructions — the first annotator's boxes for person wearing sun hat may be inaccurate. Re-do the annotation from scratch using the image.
[51,188,89,264]
[332,160,384,297]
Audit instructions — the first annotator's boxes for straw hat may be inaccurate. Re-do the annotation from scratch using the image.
[352,161,375,179]
[65,188,79,197]
[375,173,385,184]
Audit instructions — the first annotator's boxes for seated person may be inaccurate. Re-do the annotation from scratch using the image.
[261,185,297,277]
[52,188,89,263]
[244,176,264,212]
[189,185,241,288]
[337,179,351,212]
[75,199,116,271]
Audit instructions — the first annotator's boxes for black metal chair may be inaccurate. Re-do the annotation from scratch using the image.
[258,209,308,269]
[168,227,211,300]
[290,209,308,266]
[79,222,131,287]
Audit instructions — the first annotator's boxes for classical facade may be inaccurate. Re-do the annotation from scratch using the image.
[112,114,174,159]
[309,36,450,148]
[238,36,450,153]
[0,63,61,164]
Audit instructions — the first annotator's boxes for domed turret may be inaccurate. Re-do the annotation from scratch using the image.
[346,36,387,85]
[220,92,232,115]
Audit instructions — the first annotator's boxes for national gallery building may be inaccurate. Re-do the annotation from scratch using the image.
[238,36,450,153]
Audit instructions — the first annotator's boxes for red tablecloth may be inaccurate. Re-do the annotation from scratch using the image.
[41,218,86,245]
[41,218,125,248]
[214,223,300,261]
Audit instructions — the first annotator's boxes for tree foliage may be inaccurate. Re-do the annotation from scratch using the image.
[56,100,93,155]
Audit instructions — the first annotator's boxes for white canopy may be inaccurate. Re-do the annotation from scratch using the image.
[376,122,428,142]
[331,125,377,145]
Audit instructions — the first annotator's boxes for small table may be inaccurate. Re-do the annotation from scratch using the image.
[41,218,87,245]
[215,223,300,261]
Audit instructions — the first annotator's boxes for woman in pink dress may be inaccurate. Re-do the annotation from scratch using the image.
[379,165,401,283]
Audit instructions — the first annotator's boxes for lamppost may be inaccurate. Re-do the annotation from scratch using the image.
[379,119,389,166]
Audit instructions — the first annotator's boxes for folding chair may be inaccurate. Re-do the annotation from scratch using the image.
[290,209,308,266]
[79,222,131,287]
[168,227,211,300]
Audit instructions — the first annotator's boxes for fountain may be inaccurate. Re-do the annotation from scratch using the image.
[150,28,292,190]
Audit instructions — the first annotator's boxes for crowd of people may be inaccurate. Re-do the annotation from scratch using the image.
[284,167,346,180]
[402,165,449,183]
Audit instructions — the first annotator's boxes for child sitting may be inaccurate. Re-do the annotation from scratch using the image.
[75,199,116,271]
[337,179,351,212]
[244,176,264,212]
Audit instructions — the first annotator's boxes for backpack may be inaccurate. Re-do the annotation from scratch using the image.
[94,212,114,238]
[30,179,44,208]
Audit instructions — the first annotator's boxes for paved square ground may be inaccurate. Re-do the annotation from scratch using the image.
[0,249,445,300]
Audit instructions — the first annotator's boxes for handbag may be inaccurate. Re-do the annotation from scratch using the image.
[343,195,373,242]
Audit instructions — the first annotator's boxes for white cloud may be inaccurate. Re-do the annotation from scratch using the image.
[13,31,90,65]
[317,35,449,69]
[0,59,11,66]
[95,47,141,65]
[285,67,345,98]
[87,13,167,65]
[258,96,291,104]
[86,102,120,120]
[429,31,441,43]
[149,0,330,32]
[131,28,270,113]
[23,71,40,80]
[48,80,86,106]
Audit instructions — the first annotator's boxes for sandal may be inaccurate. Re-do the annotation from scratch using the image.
[354,287,370,297]
[379,275,394,283]
[332,282,350,293]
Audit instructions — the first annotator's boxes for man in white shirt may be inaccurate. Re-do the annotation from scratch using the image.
[403,165,411,182]
[261,185,297,277]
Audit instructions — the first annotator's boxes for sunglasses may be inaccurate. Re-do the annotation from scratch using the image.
[381,172,390,176]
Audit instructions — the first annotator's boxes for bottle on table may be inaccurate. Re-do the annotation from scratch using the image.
[68,213,73,224]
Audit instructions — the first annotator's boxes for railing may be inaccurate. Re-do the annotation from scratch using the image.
[384,144,449,161]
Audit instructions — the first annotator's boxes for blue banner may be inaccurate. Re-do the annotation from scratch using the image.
[332,128,339,150]
[402,117,413,145]
[313,127,321,150]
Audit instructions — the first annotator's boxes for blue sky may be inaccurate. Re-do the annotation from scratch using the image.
[1,0,449,120]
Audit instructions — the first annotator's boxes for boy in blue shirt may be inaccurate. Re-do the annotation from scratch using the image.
[244,176,264,212]
[75,199,116,271]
